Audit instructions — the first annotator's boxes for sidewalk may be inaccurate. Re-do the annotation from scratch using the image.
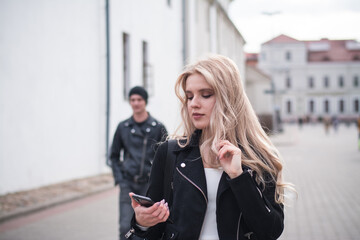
[0,173,115,223]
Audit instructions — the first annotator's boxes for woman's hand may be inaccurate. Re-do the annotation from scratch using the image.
[217,140,243,179]
[129,192,170,227]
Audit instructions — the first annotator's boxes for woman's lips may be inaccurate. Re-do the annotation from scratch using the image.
[192,113,204,120]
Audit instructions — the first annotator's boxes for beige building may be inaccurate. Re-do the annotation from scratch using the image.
[245,53,277,132]
[258,34,360,123]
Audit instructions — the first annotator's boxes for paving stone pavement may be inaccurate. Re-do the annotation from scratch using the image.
[273,123,360,240]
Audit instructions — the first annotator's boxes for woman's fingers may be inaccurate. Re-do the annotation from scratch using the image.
[217,140,241,160]
[129,193,170,227]
[151,200,169,223]
[129,192,140,208]
[218,145,231,160]
[216,140,243,179]
[159,203,170,222]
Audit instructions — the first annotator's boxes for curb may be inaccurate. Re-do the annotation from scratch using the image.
[0,184,115,224]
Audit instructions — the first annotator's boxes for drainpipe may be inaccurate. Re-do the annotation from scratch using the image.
[105,0,111,166]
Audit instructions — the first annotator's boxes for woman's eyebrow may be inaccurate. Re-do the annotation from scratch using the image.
[185,88,213,93]
[199,88,214,93]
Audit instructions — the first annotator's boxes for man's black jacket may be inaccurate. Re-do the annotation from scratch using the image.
[109,114,167,184]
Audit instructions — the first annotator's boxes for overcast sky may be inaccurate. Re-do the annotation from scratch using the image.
[228,0,360,53]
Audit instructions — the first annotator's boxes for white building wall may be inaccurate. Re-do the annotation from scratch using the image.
[0,0,244,194]
[305,62,360,118]
[216,6,245,82]
[245,67,272,114]
[110,0,183,136]
[188,0,245,82]
[0,0,107,194]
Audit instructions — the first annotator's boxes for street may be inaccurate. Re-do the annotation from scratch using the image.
[277,123,360,240]
[0,123,359,240]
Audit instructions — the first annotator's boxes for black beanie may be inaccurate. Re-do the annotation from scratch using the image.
[128,86,148,104]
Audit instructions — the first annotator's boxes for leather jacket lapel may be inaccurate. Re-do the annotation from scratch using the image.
[128,118,144,137]
[176,147,208,203]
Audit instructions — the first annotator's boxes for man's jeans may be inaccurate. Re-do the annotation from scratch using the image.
[119,180,148,240]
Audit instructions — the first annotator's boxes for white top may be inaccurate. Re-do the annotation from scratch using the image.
[199,168,223,240]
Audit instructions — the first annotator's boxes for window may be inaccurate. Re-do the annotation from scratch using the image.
[354,75,359,87]
[339,100,345,113]
[355,99,359,113]
[286,77,291,89]
[324,100,330,113]
[286,100,292,114]
[167,0,171,7]
[308,76,314,88]
[123,33,130,99]
[142,41,149,89]
[285,51,291,61]
[261,52,266,61]
[309,100,315,113]
[324,76,330,88]
[338,76,344,87]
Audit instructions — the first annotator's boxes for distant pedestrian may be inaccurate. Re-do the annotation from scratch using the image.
[109,86,167,240]
[324,117,331,135]
[332,116,339,133]
[298,117,303,129]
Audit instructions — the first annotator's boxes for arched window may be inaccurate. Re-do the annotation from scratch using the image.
[324,76,330,88]
[286,100,292,114]
[338,76,344,88]
[309,100,315,113]
[354,76,359,87]
[355,99,359,113]
[285,51,291,61]
[286,77,291,88]
[339,100,345,113]
[308,76,314,88]
[324,100,330,113]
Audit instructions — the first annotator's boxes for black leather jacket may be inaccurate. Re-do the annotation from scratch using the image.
[109,114,167,185]
[130,131,284,240]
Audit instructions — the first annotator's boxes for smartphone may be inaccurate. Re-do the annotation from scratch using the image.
[131,194,155,207]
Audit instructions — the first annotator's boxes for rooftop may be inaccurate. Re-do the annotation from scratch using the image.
[263,34,360,62]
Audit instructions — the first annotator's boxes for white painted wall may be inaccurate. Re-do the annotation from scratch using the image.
[109,0,183,138]
[0,0,107,194]
[187,0,245,80]
[245,66,272,114]
[0,0,245,194]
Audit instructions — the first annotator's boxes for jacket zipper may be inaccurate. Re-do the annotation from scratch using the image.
[249,168,271,213]
[237,212,242,240]
[124,228,134,238]
[176,167,208,204]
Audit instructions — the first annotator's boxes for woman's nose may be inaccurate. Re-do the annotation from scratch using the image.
[189,96,200,108]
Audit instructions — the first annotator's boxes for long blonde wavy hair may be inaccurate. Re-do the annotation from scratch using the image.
[174,54,289,204]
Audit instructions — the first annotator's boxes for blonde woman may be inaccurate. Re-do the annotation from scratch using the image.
[127,55,290,240]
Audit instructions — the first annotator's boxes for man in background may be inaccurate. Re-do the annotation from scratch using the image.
[109,86,167,240]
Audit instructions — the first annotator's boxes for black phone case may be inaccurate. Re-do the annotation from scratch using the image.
[132,194,155,207]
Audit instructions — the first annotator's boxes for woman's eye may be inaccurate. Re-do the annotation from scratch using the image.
[186,96,193,100]
[203,94,213,99]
